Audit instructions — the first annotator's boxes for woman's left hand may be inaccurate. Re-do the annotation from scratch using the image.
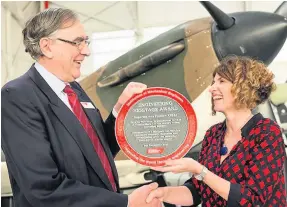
[151,158,203,174]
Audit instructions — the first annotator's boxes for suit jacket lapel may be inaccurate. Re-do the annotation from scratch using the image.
[28,66,114,191]
[72,86,119,184]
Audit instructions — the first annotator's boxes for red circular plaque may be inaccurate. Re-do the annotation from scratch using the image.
[115,87,197,166]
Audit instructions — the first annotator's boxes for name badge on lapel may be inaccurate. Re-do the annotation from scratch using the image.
[80,102,95,109]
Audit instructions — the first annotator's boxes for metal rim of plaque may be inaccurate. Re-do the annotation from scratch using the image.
[115,87,197,166]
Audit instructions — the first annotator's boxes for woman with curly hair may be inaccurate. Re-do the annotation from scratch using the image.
[146,56,287,207]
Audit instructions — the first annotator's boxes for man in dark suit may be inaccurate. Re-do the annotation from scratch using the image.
[1,8,161,207]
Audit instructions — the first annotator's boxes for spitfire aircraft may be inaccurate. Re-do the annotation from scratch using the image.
[80,1,287,156]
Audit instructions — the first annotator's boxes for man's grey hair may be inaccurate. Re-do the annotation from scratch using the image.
[22,8,78,60]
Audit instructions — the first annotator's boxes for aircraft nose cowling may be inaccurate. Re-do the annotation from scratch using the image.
[212,12,287,65]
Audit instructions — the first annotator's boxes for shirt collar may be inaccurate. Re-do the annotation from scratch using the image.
[34,62,66,95]
[241,113,263,137]
[219,113,263,138]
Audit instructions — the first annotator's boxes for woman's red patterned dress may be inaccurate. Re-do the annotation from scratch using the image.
[184,113,287,207]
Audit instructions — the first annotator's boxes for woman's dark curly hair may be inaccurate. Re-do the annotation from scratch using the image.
[211,56,276,115]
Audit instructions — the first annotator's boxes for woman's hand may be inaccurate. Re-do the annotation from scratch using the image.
[146,187,165,203]
[147,186,195,206]
[151,158,203,174]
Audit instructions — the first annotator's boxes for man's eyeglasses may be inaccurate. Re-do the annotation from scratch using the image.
[56,38,90,50]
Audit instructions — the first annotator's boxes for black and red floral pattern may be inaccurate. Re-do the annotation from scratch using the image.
[184,113,287,207]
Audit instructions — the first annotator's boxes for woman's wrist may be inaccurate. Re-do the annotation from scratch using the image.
[162,187,169,201]
[195,163,204,174]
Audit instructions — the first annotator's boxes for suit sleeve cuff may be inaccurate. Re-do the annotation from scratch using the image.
[227,183,241,206]
[183,183,201,206]
[112,107,118,118]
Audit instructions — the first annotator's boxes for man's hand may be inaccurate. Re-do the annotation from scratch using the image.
[114,82,147,113]
[128,183,162,207]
